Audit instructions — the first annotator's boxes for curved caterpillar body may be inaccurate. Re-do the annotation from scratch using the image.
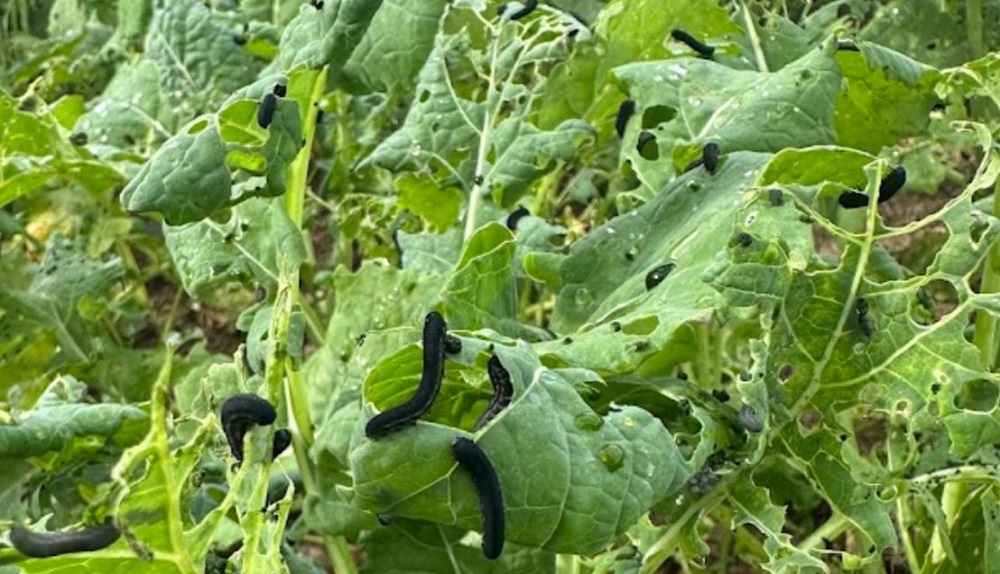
[445,334,463,354]
[615,99,635,138]
[365,312,448,438]
[220,393,278,461]
[645,263,675,290]
[451,437,505,560]
[636,131,656,155]
[838,166,907,209]
[271,428,292,459]
[508,0,539,20]
[9,520,120,558]
[258,93,277,129]
[670,29,714,58]
[506,206,530,230]
[702,142,720,173]
[475,356,514,430]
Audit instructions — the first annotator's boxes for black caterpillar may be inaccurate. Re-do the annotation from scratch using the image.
[365,312,448,438]
[616,99,635,138]
[475,355,514,430]
[671,29,714,58]
[271,428,292,459]
[702,142,720,173]
[9,520,120,558]
[451,437,505,560]
[506,206,530,230]
[220,393,277,462]
[508,0,538,20]
[273,83,287,98]
[257,92,277,129]
[645,263,676,290]
[838,166,907,209]
[445,334,463,354]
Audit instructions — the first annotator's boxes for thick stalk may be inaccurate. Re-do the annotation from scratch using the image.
[973,183,1000,369]
[277,66,358,574]
[966,0,984,60]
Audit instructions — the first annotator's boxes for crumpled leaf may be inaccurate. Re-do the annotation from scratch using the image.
[163,197,307,298]
[0,384,149,460]
[304,262,444,537]
[362,4,593,212]
[266,0,386,73]
[75,0,264,147]
[120,75,303,224]
[351,342,689,554]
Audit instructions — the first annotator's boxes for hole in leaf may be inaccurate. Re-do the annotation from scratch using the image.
[641,105,676,128]
[955,378,1000,412]
[922,279,959,323]
[636,132,658,160]
[798,410,821,432]
[622,316,658,335]
[778,364,794,383]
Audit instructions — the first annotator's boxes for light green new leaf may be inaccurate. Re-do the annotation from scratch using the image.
[440,223,522,338]
[352,342,689,554]
[833,40,940,153]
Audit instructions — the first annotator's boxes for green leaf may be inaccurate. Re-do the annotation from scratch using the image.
[358,518,556,573]
[343,0,448,91]
[833,40,940,153]
[612,45,841,191]
[542,153,774,375]
[267,0,386,73]
[164,197,307,297]
[728,476,827,573]
[395,174,462,232]
[352,343,690,554]
[441,223,525,337]
[0,394,148,459]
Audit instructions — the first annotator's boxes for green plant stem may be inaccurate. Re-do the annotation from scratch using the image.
[966,0,984,59]
[641,476,731,573]
[465,26,502,241]
[275,66,358,574]
[930,481,967,563]
[973,183,1000,369]
[798,513,849,552]
[741,1,769,73]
